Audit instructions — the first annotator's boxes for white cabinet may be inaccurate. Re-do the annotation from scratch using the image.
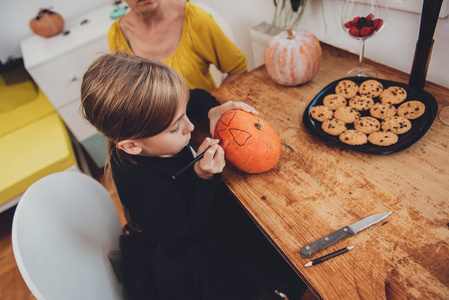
[24,38,108,113]
[21,4,117,168]
[58,100,96,142]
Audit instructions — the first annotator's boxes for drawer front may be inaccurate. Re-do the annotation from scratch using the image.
[27,38,109,109]
[58,99,99,142]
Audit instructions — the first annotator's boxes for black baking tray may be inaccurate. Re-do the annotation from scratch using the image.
[302,77,438,154]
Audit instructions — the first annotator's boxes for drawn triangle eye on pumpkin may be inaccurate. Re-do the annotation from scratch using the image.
[229,129,252,146]
[216,128,252,147]
[215,129,231,143]
[213,109,281,173]
[218,111,236,126]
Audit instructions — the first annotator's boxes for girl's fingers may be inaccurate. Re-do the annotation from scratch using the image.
[194,141,225,178]
[196,139,222,166]
[203,143,220,162]
[230,101,258,115]
[216,146,226,171]
[202,144,224,166]
[205,144,218,159]
[197,138,219,156]
[196,140,210,156]
[208,101,258,136]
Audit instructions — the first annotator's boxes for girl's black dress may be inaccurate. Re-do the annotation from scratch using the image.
[111,90,306,300]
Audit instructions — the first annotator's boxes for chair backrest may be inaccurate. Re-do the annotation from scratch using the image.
[12,172,123,300]
[192,2,235,86]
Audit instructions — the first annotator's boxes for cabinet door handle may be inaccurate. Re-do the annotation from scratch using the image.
[70,76,77,82]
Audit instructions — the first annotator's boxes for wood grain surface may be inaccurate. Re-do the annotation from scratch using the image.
[0,208,35,300]
[207,43,449,300]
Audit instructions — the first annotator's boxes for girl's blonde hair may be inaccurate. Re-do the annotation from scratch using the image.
[81,53,189,208]
[81,52,189,148]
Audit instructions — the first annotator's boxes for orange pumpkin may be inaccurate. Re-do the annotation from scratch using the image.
[264,28,321,86]
[213,110,281,174]
[29,8,65,38]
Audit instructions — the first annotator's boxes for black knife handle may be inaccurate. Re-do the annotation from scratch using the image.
[300,226,354,258]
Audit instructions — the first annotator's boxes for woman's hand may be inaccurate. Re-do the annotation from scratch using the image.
[208,101,258,136]
[194,138,225,180]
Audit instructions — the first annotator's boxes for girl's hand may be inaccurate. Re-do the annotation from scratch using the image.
[208,101,258,136]
[194,138,225,180]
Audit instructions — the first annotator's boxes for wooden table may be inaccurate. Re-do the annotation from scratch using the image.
[208,43,449,299]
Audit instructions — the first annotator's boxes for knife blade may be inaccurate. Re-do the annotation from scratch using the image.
[300,211,392,258]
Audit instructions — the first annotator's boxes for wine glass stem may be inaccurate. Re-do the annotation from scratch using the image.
[359,39,366,72]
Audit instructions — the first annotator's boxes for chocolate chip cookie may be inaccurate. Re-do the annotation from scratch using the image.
[370,102,397,120]
[310,105,333,122]
[322,118,347,136]
[349,95,375,111]
[334,106,361,123]
[397,100,426,120]
[381,116,412,134]
[339,130,368,145]
[354,116,381,134]
[335,80,359,99]
[359,80,384,98]
[368,131,399,146]
[380,86,407,104]
[323,94,347,110]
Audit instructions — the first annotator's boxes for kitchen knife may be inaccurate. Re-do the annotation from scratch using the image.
[300,212,392,258]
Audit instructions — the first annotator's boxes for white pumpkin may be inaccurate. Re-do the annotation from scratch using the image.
[264,28,322,86]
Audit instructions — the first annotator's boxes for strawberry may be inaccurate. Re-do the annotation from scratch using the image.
[366,13,375,21]
[373,18,384,31]
[360,26,374,37]
[349,26,360,37]
[352,16,360,23]
[344,21,354,28]
[357,17,373,29]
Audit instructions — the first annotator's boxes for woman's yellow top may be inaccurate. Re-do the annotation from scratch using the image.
[107,2,247,91]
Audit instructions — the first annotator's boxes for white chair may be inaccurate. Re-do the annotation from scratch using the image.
[12,172,123,300]
[192,2,236,86]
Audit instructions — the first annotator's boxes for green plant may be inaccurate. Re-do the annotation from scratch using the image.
[270,0,326,31]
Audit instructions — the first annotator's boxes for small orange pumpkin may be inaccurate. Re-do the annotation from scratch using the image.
[213,110,281,174]
[264,28,321,86]
[29,8,65,38]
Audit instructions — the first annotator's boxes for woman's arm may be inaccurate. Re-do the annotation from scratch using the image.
[220,71,247,86]
[189,4,247,79]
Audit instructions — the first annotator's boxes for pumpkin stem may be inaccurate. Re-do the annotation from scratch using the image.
[255,119,265,131]
[286,28,295,39]
[36,8,54,19]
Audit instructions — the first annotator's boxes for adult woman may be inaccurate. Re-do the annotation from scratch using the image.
[108,0,247,91]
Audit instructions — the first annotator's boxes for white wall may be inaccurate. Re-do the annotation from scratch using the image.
[192,0,449,89]
[1,0,448,88]
[0,0,110,64]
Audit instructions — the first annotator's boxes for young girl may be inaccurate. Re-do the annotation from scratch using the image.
[81,53,306,300]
